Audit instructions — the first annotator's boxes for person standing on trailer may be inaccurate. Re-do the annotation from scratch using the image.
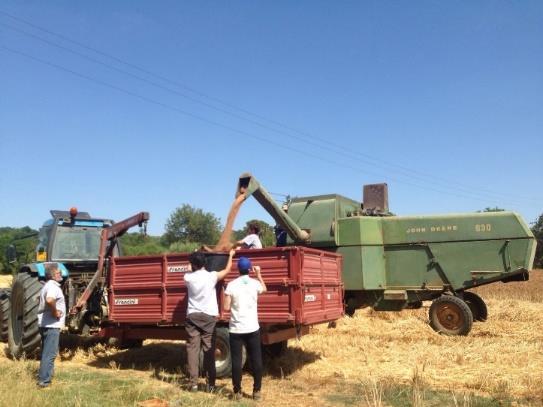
[184,248,236,392]
[235,222,263,249]
[224,256,267,401]
[37,263,66,388]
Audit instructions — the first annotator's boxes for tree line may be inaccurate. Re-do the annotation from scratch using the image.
[0,205,542,274]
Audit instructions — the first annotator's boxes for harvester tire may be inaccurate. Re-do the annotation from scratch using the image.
[463,292,488,322]
[8,273,43,358]
[429,295,473,336]
[0,289,10,343]
[201,326,246,378]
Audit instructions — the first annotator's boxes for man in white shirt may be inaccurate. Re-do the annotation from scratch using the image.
[184,248,235,392]
[224,256,267,401]
[236,223,262,249]
[37,263,66,388]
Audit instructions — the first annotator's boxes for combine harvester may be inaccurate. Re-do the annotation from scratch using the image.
[238,173,536,335]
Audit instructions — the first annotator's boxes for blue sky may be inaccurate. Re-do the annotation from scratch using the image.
[1,1,541,236]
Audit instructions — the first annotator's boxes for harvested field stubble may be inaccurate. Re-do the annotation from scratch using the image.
[0,270,541,406]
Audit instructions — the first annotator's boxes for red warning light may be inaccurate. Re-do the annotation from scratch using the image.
[69,207,78,218]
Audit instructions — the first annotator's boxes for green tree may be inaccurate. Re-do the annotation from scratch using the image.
[532,213,543,268]
[235,219,275,248]
[120,233,167,256]
[0,227,38,274]
[162,204,221,246]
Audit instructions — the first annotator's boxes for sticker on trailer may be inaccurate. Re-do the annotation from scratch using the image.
[168,265,190,273]
[304,294,316,302]
[114,298,139,305]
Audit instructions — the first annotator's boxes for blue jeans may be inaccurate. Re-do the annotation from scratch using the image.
[38,327,60,385]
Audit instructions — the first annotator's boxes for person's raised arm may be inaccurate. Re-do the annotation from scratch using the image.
[254,266,267,293]
[216,248,236,281]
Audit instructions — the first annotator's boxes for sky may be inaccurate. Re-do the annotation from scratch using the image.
[0,1,542,236]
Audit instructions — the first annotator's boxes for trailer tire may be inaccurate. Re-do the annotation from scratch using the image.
[463,292,487,322]
[0,289,11,343]
[429,295,473,336]
[8,273,43,358]
[201,326,246,378]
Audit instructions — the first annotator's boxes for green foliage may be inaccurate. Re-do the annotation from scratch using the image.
[0,227,38,274]
[235,219,275,247]
[162,204,221,246]
[167,241,200,253]
[532,213,543,268]
[120,233,166,256]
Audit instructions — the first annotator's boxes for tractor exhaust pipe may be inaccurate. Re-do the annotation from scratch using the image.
[237,173,310,243]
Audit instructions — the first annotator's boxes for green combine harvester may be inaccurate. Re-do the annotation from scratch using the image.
[238,173,536,336]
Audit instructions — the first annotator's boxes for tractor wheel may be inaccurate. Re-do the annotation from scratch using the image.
[200,326,246,378]
[263,340,287,358]
[429,295,473,336]
[8,273,43,358]
[0,289,11,343]
[463,292,488,322]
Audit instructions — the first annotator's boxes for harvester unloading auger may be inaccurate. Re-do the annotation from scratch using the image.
[237,172,537,335]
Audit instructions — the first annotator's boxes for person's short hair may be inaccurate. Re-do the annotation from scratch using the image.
[248,223,260,235]
[44,263,59,281]
[189,252,206,271]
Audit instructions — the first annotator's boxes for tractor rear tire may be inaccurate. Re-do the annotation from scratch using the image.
[0,289,10,343]
[200,326,246,378]
[8,273,43,358]
[463,291,488,322]
[429,295,473,336]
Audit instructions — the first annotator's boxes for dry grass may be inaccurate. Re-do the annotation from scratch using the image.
[0,274,12,288]
[0,270,542,406]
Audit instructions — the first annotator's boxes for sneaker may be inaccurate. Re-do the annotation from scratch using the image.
[37,382,49,389]
[253,391,262,401]
[232,391,243,401]
[205,384,216,393]
[188,384,198,393]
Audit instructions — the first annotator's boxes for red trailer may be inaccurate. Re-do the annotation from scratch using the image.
[101,246,343,376]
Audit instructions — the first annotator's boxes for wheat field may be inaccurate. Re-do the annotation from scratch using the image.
[1,271,542,406]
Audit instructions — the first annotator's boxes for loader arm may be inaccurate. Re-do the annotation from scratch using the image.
[71,211,150,314]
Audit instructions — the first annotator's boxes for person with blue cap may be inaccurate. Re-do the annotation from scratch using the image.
[224,256,267,401]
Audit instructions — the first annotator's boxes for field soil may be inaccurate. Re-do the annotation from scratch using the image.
[0,270,542,406]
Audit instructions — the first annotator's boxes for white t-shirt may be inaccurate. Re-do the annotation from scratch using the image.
[241,234,262,249]
[225,275,264,334]
[184,268,219,316]
[37,280,66,329]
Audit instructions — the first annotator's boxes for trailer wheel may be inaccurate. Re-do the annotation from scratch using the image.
[8,273,42,358]
[429,295,473,336]
[202,326,246,378]
[0,289,10,343]
[463,292,487,322]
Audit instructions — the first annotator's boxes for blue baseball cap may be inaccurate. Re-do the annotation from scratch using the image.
[237,257,252,271]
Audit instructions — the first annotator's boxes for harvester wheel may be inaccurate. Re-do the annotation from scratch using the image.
[202,326,246,378]
[0,289,11,343]
[463,292,488,322]
[8,273,43,358]
[429,295,473,336]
